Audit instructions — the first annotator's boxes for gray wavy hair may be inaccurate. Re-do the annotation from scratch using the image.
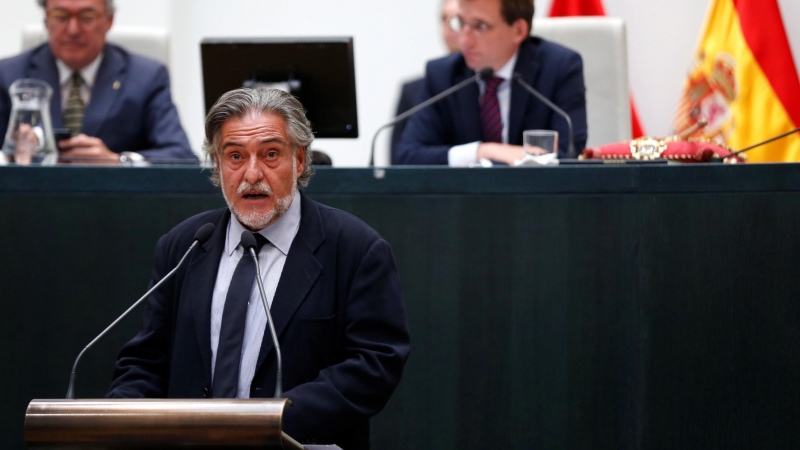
[38,0,116,14]
[203,88,315,188]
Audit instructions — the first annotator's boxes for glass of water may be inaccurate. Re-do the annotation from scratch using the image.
[523,130,558,156]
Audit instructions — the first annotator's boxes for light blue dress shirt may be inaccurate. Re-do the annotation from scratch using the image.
[209,193,301,398]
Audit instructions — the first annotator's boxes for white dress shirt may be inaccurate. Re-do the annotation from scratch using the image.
[209,193,301,398]
[447,51,520,167]
[55,53,104,110]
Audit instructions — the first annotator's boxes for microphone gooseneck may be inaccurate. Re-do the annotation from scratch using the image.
[369,67,495,166]
[65,223,215,399]
[241,231,283,398]
[727,126,800,158]
[676,119,708,139]
[512,72,576,159]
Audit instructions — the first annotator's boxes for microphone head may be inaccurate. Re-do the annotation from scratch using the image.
[478,67,495,79]
[240,230,258,251]
[193,223,215,244]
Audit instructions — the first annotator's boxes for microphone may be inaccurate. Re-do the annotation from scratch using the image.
[676,119,708,139]
[65,223,215,399]
[369,67,495,166]
[240,231,283,398]
[725,126,800,159]
[512,72,576,159]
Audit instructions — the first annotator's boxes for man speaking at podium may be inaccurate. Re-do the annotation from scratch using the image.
[395,0,587,165]
[107,88,411,449]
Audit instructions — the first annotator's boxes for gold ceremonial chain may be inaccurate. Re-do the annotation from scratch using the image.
[630,137,668,160]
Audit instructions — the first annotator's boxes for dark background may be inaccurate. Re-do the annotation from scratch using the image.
[1,165,798,449]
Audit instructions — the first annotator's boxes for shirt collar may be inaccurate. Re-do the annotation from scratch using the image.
[55,51,104,88]
[224,191,302,257]
[494,51,519,81]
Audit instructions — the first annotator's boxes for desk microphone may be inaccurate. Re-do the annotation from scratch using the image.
[512,73,576,159]
[65,223,215,399]
[369,67,495,166]
[724,126,800,159]
[240,231,283,398]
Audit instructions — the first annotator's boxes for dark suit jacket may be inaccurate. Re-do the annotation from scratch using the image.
[390,76,424,164]
[395,37,588,164]
[0,43,195,161]
[107,193,411,450]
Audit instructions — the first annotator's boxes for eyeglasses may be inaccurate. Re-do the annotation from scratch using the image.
[46,9,104,28]
[448,16,496,37]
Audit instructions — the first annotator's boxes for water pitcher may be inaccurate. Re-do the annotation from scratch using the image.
[1,78,57,165]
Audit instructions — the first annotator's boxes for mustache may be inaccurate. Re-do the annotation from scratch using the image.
[237,181,273,196]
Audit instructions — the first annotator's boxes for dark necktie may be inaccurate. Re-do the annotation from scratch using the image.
[212,233,269,398]
[64,72,85,137]
[480,76,503,143]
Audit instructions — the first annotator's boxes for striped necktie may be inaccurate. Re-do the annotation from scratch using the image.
[212,233,269,398]
[480,76,503,143]
[64,72,85,137]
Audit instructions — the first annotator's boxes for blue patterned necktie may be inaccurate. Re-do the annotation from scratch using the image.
[212,233,269,398]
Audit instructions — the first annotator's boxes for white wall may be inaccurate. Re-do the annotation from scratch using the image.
[0,1,41,57]
[168,0,446,166]
[2,0,800,166]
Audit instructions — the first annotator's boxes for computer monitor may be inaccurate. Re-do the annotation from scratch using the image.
[200,37,358,138]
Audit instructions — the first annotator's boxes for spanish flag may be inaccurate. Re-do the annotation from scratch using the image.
[675,0,800,162]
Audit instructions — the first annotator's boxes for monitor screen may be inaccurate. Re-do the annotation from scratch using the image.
[201,37,358,138]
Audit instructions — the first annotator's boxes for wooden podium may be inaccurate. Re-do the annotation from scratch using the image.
[24,399,303,449]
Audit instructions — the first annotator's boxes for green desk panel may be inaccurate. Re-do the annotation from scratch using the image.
[0,165,798,449]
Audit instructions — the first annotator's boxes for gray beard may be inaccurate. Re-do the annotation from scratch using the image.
[221,173,297,231]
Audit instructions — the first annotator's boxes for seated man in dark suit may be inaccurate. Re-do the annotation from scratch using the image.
[107,88,411,450]
[0,0,195,163]
[391,0,460,164]
[395,0,588,165]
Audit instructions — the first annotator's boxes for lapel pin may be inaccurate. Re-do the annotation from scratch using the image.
[113,81,121,90]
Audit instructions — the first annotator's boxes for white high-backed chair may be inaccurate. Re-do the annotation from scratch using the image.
[532,17,631,147]
[22,24,170,69]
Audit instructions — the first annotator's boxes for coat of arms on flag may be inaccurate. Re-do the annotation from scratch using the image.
[674,0,800,162]
[675,51,737,144]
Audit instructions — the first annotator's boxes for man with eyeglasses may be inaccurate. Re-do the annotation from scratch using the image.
[0,0,195,163]
[395,0,588,165]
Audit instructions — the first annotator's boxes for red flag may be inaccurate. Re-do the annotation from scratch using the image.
[549,0,605,16]
[549,0,646,138]
[630,100,645,138]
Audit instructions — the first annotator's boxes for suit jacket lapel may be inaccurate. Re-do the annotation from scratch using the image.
[255,194,324,372]
[454,62,482,143]
[82,45,126,137]
[508,38,541,145]
[27,45,63,129]
[187,211,230,383]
